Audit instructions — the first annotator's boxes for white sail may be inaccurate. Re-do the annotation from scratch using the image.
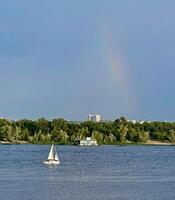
[53,145,59,161]
[43,144,60,165]
[47,144,59,161]
[47,144,54,160]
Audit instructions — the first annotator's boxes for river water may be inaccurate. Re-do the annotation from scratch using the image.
[0,145,174,200]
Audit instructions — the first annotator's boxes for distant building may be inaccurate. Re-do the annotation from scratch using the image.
[127,120,137,124]
[127,119,148,124]
[139,120,145,124]
[88,115,101,122]
[75,137,98,146]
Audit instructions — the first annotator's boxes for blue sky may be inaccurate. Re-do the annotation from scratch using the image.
[0,0,175,121]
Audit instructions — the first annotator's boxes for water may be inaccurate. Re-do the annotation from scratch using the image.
[0,145,175,200]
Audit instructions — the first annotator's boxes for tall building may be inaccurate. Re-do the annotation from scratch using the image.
[88,115,101,122]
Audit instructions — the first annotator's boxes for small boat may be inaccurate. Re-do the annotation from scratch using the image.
[74,137,98,146]
[43,143,60,165]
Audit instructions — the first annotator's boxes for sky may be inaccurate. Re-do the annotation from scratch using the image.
[0,0,175,121]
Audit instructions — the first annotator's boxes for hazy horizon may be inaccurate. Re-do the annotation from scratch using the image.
[0,0,175,121]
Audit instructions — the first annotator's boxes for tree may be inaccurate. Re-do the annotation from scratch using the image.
[104,133,116,143]
[70,127,89,142]
[118,124,128,143]
[138,131,149,143]
[36,118,50,134]
[21,128,30,140]
[169,131,175,143]
[0,125,13,141]
[13,126,22,140]
[16,119,37,135]
[92,131,103,144]
[58,130,69,143]
[52,118,68,132]
[50,128,59,142]
[128,128,139,142]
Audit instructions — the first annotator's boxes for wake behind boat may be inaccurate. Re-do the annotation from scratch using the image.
[43,144,60,165]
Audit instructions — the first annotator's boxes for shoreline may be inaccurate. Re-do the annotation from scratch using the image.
[0,140,28,145]
[144,140,175,146]
[0,140,174,146]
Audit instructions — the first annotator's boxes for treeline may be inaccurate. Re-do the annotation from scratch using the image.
[0,117,175,144]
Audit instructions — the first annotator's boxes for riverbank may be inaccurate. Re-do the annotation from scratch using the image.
[144,140,175,146]
[0,140,174,146]
[0,140,28,145]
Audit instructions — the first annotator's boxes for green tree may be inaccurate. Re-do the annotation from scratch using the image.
[92,131,103,144]
[0,125,13,141]
[169,131,175,142]
[50,128,59,142]
[118,124,128,143]
[128,128,139,142]
[58,130,69,143]
[52,118,68,132]
[36,118,50,134]
[104,133,116,143]
[16,119,37,135]
[21,128,30,140]
[138,131,149,143]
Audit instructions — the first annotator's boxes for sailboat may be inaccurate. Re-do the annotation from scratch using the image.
[43,143,60,165]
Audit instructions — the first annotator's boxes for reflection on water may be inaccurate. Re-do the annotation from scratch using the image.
[0,145,175,200]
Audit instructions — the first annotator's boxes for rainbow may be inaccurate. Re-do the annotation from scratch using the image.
[103,31,136,115]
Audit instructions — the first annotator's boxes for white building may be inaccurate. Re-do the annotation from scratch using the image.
[127,119,147,124]
[88,115,101,122]
[127,120,137,124]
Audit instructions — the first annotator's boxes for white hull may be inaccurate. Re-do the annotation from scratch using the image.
[79,143,98,146]
[43,160,60,165]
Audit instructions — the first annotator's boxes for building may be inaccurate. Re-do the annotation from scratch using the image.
[88,115,101,122]
[75,137,98,146]
[127,120,137,124]
[127,119,149,124]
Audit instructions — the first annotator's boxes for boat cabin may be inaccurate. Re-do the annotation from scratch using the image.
[75,137,98,146]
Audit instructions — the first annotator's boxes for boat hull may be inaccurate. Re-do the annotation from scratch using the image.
[43,160,60,165]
